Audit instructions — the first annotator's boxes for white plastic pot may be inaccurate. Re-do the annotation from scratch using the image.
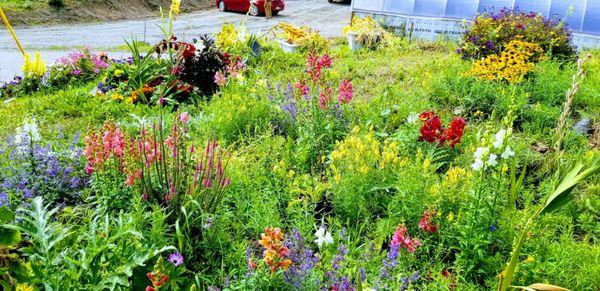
[278,39,299,53]
[347,32,362,51]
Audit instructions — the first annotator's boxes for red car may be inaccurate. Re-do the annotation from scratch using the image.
[216,0,285,16]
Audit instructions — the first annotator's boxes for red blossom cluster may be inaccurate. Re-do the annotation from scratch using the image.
[156,36,196,60]
[418,111,466,148]
[391,224,422,253]
[418,210,438,234]
[257,227,292,272]
[338,79,353,104]
[145,271,169,291]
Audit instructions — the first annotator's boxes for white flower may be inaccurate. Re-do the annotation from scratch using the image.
[501,147,515,159]
[314,226,333,248]
[406,112,419,125]
[471,158,484,171]
[473,147,489,160]
[487,154,498,167]
[15,117,41,144]
[493,129,507,148]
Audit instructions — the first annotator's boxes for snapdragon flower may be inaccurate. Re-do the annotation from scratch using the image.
[314,226,334,248]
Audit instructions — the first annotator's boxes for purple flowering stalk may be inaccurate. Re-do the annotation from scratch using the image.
[283,228,319,289]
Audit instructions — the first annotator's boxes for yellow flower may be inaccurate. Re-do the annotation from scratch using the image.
[524,255,534,263]
[111,92,124,101]
[171,0,181,15]
[447,212,455,222]
[16,284,34,291]
[502,163,509,173]
[22,51,47,77]
[114,69,123,77]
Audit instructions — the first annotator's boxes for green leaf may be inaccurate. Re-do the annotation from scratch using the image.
[0,225,21,247]
[0,207,15,222]
[540,163,600,215]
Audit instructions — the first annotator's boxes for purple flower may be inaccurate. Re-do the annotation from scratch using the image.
[490,224,497,232]
[168,252,184,266]
[283,228,318,288]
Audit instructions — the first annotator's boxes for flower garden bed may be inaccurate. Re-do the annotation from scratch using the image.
[0,9,599,291]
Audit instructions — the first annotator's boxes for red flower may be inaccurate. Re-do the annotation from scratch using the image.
[418,210,438,234]
[182,43,196,59]
[444,117,466,148]
[418,111,466,148]
[418,111,445,144]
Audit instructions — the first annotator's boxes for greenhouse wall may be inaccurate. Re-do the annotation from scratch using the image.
[352,0,600,49]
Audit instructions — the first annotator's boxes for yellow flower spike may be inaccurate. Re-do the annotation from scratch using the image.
[447,212,455,222]
[171,0,181,15]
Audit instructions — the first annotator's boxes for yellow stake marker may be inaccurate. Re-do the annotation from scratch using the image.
[0,7,26,56]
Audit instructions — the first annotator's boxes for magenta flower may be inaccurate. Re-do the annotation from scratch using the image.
[338,79,353,104]
[168,252,184,266]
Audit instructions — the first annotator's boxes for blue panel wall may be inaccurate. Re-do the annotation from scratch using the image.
[445,0,479,19]
[514,0,551,16]
[352,0,599,36]
[413,0,446,16]
[383,0,415,14]
[548,0,585,31]
[583,0,600,35]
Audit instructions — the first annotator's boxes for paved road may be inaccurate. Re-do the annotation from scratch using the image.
[0,0,351,82]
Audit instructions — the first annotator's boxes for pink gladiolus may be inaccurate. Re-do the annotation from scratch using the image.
[338,79,353,104]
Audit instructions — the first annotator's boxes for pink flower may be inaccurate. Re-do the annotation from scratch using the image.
[214,71,227,86]
[178,112,190,124]
[391,224,421,253]
[338,79,353,104]
[85,165,94,174]
[295,81,309,96]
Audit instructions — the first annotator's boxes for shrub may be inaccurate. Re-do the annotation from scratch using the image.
[457,9,576,61]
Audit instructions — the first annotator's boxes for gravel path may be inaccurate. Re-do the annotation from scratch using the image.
[0,0,351,82]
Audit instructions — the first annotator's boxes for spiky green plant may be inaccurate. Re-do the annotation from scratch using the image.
[498,162,600,291]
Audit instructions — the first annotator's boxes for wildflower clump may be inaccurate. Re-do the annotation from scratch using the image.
[258,227,292,272]
[329,126,401,221]
[457,8,575,61]
[468,40,544,84]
